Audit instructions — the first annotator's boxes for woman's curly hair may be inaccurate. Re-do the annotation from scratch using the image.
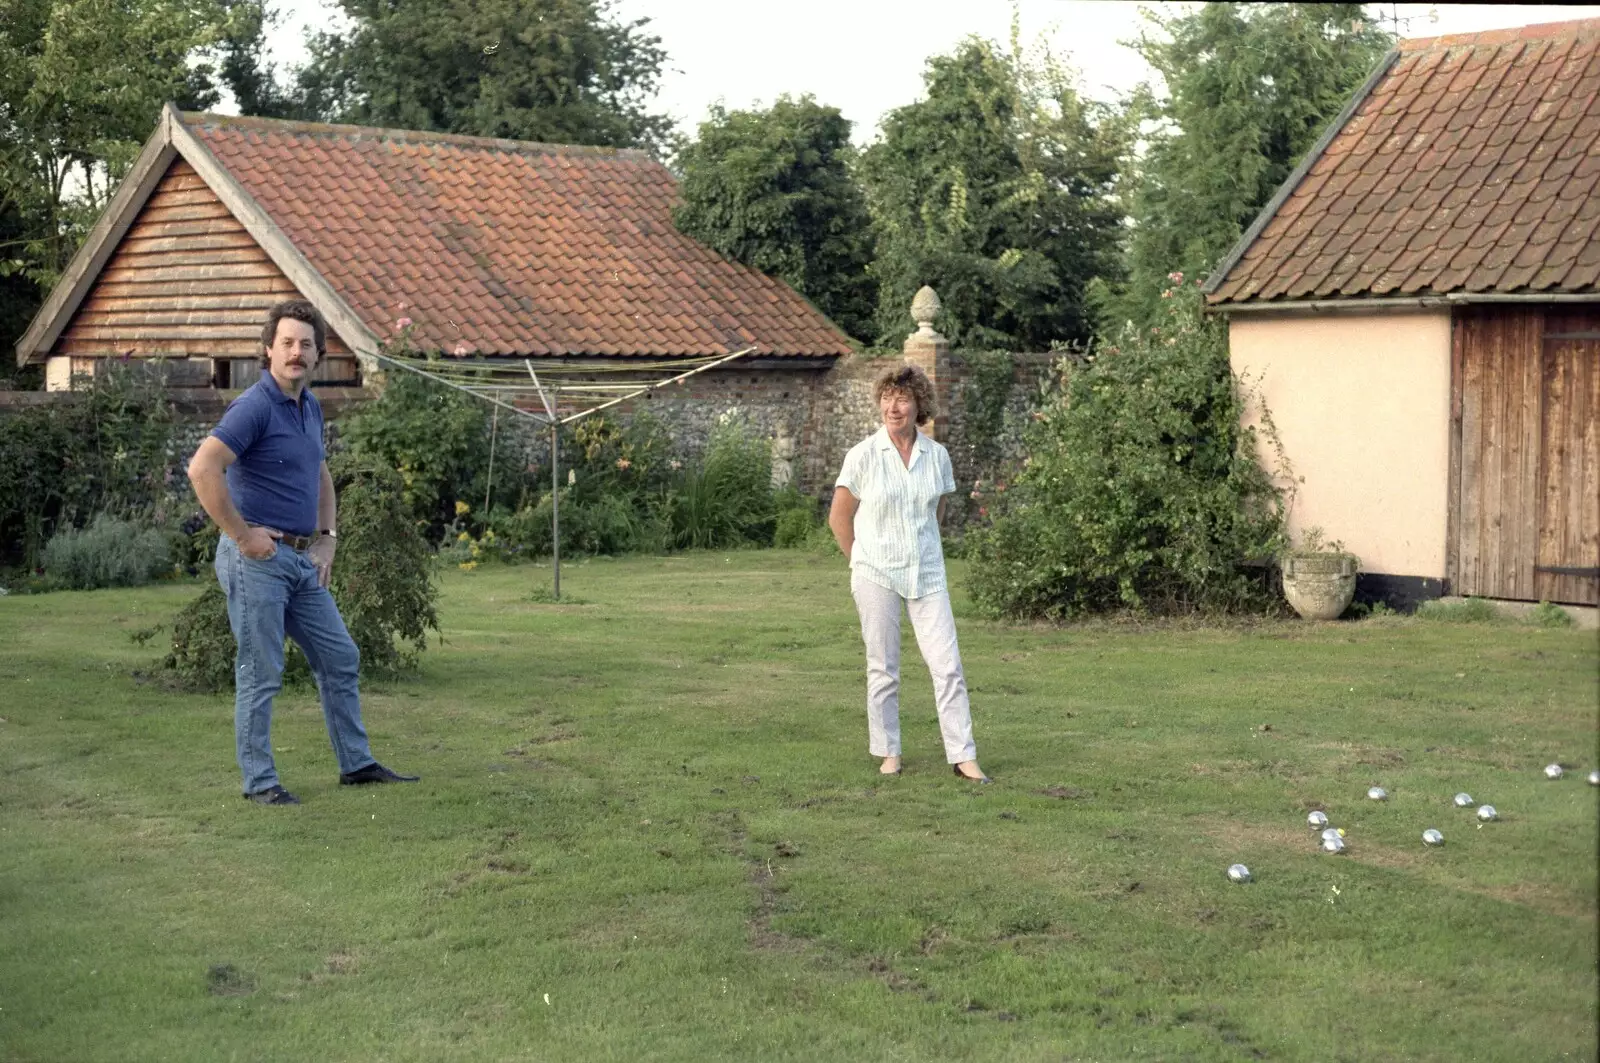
[872,364,936,425]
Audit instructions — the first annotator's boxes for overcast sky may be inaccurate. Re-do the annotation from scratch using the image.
[261,2,1600,142]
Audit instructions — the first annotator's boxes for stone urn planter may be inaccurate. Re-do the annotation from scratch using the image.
[1280,552,1359,620]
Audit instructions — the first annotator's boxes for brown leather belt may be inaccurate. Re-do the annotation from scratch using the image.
[251,526,316,551]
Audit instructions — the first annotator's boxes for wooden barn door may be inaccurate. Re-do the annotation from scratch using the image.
[1451,307,1599,605]
[1536,310,1599,604]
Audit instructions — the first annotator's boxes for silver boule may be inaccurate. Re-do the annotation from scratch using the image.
[1453,793,1474,808]
[1476,804,1497,821]
[1544,763,1564,780]
[1227,863,1251,883]
[1367,786,1388,801]
[1322,835,1347,853]
[1307,810,1329,829]
[1588,770,1600,787]
[1422,829,1444,846]
[1320,827,1342,842]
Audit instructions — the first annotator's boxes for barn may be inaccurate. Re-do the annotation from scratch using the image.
[14,104,852,392]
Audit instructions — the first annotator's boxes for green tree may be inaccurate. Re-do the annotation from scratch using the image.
[0,0,226,380]
[859,34,1127,351]
[1100,3,1392,330]
[0,0,226,286]
[296,0,673,153]
[674,96,875,342]
[207,0,305,118]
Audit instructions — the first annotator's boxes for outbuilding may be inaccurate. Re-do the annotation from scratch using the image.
[1207,19,1599,608]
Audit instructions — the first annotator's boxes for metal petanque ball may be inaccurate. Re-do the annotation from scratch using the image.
[1422,829,1444,846]
[1453,793,1475,808]
[1321,827,1343,843]
[1227,864,1252,884]
[1477,804,1498,822]
[1322,835,1347,854]
[1367,786,1388,801]
[1589,770,1600,787]
[1307,810,1329,829]
[1544,763,1564,780]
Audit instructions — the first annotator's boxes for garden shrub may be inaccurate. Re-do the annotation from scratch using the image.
[0,361,181,568]
[337,339,500,536]
[164,586,234,692]
[966,274,1286,619]
[43,513,173,590]
[774,488,821,549]
[161,452,441,691]
[327,452,441,673]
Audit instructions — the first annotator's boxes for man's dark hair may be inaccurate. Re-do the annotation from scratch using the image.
[260,300,328,367]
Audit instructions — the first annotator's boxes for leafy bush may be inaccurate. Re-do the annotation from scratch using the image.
[666,414,776,549]
[161,453,441,691]
[338,338,497,536]
[164,586,235,692]
[0,360,181,568]
[774,489,821,549]
[327,453,441,673]
[43,514,173,590]
[966,275,1286,619]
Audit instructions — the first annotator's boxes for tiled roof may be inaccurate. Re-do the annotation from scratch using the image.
[180,113,854,357]
[1207,18,1600,306]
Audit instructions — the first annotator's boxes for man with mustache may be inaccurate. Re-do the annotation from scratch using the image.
[187,300,418,804]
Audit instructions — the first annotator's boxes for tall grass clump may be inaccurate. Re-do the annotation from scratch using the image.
[666,413,776,550]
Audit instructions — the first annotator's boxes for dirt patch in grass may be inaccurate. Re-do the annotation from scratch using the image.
[1466,880,1598,922]
[1350,844,1596,921]
[1037,786,1094,800]
[1200,818,1317,852]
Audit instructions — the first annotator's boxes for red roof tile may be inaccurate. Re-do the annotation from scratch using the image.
[1208,18,1600,306]
[180,113,852,358]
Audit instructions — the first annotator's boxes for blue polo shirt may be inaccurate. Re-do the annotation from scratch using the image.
[211,374,326,537]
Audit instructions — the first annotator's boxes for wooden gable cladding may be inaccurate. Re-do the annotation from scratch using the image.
[1450,305,1599,605]
[50,159,357,384]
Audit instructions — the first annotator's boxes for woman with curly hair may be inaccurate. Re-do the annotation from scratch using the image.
[828,364,990,783]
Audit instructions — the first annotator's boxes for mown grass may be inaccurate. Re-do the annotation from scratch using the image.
[1,552,1596,1062]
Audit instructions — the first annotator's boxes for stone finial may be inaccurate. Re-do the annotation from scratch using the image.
[910,286,942,338]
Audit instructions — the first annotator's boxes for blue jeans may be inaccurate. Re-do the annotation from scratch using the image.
[215,536,375,794]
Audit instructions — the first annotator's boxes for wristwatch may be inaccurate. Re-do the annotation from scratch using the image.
[319,529,338,539]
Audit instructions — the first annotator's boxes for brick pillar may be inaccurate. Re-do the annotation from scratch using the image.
[902,285,950,439]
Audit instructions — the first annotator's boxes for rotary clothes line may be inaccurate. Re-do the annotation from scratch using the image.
[359,345,759,598]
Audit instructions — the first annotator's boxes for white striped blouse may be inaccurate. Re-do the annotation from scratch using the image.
[836,427,957,599]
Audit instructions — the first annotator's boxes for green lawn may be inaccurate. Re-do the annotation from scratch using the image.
[2,552,1596,1062]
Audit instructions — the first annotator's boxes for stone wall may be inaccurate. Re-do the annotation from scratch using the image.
[0,288,1064,528]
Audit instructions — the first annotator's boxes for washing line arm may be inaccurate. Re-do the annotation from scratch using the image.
[558,346,758,425]
[362,346,552,424]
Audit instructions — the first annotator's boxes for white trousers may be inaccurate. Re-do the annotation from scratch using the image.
[851,571,977,764]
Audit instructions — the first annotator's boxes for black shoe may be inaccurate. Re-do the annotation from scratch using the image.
[339,762,420,786]
[244,784,301,805]
[953,765,993,784]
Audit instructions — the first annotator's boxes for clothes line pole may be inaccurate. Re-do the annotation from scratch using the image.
[526,364,561,600]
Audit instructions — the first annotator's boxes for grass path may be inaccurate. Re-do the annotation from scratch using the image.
[1,552,1596,1061]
